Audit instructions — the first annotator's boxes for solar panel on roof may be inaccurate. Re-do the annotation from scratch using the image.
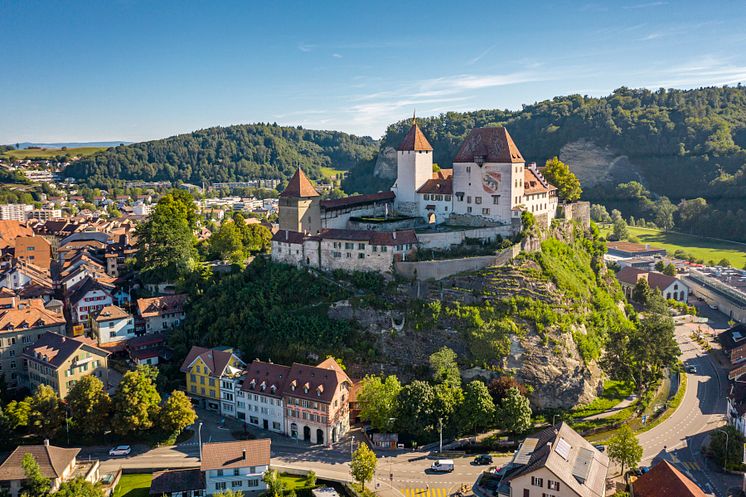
[514,438,539,465]
[554,437,571,461]
[572,447,594,484]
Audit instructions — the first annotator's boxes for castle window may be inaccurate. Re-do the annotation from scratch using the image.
[445,195,451,201]
[333,251,341,258]
[482,208,490,215]
[467,207,472,214]
[358,243,365,250]
[358,253,365,259]
[466,166,471,173]
[475,197,482,205]
[344,242,354,250]
[372,246,377,252]
[492,195,500,205]
[346,253,352,258]
[456,193,464,202]
[381,246,388,253]
[424,194,430,200]
[467,196,472,204]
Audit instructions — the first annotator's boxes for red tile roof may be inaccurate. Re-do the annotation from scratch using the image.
[272,230,308,245]
[284,360,352,403]
[179,345,243,376]
[523,167,556,195]
[0,443,80,480]
[453,127,524,163]
[417,176,453,195]
[136,294,187,318]
[280,168,319,198]
[616,267,679,292]
[319,191,395,211]
[633,460,706,497]
[242,360,291,398]
[0,221,33,250]
[397,122,433,152]
[200,439,271,471]
[24,332,109,369]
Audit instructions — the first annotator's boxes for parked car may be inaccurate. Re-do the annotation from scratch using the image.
[593,444,606,452]
[686,365,697,373]
[473,454,493,465]
[431,459,455,473]
[108,445,131,456]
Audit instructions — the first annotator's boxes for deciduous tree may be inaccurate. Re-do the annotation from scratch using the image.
[607,425,642,477]
[262,469,285,497]
[357,375,401,432]
[28,385,64,439]
[460,380,495,435]
[20,453,50,497]
[159,390,197,435]
[55,478,104,497]
[350,442,377,488]
[66,375,111,436]
[395,380,435,440]
[498,387,532,434]
[543,157,582,202]
[429,347,460,387]
[112,366,162,435]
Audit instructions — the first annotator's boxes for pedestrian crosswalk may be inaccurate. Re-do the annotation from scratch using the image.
[403,488,451,497]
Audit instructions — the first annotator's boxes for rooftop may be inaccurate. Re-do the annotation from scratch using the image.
[633,460,706,497]
[0,442,80,480]
[453,127,523,164]
[200,439,271,471]
[280,168,319,198]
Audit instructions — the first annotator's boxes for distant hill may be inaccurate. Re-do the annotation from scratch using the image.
[1,146,108,160]
[14,141,131,149]
[65,124,378,188]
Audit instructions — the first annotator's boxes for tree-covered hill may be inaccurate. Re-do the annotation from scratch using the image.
[65,124,378,188]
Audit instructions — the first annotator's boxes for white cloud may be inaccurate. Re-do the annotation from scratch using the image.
[298,42,315,53]
[624,1,668,9]
[332,53,343,59]
[647,56,746,87]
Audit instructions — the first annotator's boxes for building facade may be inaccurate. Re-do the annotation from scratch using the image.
[92,305,135,345]
[137,294,187,333]
[180,346,245,411]
[200,440,270,496]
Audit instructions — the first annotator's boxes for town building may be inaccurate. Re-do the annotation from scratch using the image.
[0,262,54,296]
[616,266,690,302]
[136,294,187,333]
[27,208,63,221]
[685,266,746,323]
[492,422,609,497]
[180,346,246,411]
[126,333,171,366]
[200,439,270,495]
[0,204,32,221]
[23,332,110,398]
[13,235,52,271]
[606,241,667,259]
[92,305,135,346]
[236,360,289,433]
[632,460,707,497]
[271,121,560,274]
[65,277,114,328]
[0,298,66,390]
[0,221,34,254]
[0,440,100,497]
[149,468,205,497]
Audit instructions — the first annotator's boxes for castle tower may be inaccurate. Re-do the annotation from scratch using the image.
[392,115,433,216]
[278,168,321,234]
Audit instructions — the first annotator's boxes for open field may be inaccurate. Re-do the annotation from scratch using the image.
[319,166,347,180]
[601,225,746,268]
[113,473,152,497]
[1,146,106,160]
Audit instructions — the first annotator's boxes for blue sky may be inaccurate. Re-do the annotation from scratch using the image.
[2,0,746,143]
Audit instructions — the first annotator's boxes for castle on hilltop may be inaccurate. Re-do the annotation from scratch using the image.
[271,119,559,273]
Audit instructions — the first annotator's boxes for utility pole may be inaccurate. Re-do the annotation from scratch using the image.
[198,422,204,462]
[439,418,443,454]
[716,428,729,472]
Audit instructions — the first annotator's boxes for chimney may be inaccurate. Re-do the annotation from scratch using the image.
[392,232,397,240]
[242,449,247,460]
[43,439,50,447]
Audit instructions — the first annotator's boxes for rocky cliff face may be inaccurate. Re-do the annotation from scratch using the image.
[559,139,643,187]
[373,146,398,182]
[330,238,615,409]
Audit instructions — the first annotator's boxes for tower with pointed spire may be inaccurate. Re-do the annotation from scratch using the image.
[278,168,321,234]
[391,113,433,216]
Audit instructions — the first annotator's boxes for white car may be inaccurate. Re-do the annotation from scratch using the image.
[431,459,455,473]
[109,445,131,456]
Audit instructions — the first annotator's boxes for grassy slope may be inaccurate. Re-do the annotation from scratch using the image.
[1,146,106,159]
[113,473,152,497]
[319,166,347,179]
[602,225,746,268]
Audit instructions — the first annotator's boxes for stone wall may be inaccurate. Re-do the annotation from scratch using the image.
[416,225,514,250]
[347,216,421,232]
[560,201,591,228]
[394,244,520,281]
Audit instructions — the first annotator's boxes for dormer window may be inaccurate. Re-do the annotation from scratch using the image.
[270,385,276,394]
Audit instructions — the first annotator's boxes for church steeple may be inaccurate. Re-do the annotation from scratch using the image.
[397,114,433,152]
[280,167,320,198]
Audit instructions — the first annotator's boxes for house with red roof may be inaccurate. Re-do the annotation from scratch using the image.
[632,460,707,497]
[616,266,690,302]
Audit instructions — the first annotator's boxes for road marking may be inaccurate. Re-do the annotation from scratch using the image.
[404,488,450,497]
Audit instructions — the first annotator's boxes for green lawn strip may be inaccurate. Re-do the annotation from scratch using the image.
[570,380,635,419]
[1,146,107,159]
[319,166,346,180]
[113,473,152,497]
[599,225,746,268]
[280,473,315,490]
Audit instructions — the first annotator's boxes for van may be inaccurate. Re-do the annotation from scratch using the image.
[431,459,455,473]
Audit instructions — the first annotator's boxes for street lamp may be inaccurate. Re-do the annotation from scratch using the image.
[438,418,443,454]
[198,422,204,462]
[716,429,729,472]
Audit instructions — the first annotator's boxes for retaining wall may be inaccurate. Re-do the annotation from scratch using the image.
[395,244,521,281]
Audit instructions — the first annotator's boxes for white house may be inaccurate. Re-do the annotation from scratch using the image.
[66,277,114,326]
[136,294,187,333]
[236,360,289,433]
[92,305,135,345]
[616,266,690,302]
[200,439,270,496]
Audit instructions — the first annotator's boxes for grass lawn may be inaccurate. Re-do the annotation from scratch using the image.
[113,473,152,497]
[319,166,347,180]
[1,146,106,159]
[601,225,746,268]
[570,380,635,419]
[280,473,315,490]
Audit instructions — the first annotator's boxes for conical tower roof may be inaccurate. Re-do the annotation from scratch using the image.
[280,168,320,198]
[397,116,433,152]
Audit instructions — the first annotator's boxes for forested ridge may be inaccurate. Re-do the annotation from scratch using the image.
[65,124,378,188]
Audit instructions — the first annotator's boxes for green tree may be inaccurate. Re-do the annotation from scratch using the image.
[136,192,198,283]
[709,425,744,470]
[357,375,401,432]
[159,390,197,435]
[262,469,285,497]
[395,380,436,440]
[214,490,245,497]
[520,210,536,236]
[112,366,162,435]
[652,197,677,231]
[611,209,629,240]
[306,470,317,487]
[498,387,532,434]
[5,398,31,429]
[209,219,244,263]
[55,477,104,497]
[429,347,460,387]
[718,258,732,267]
[654,260,665,272]
[460,380,496,435]
[66,375,111,436]
[20,453,50,497]
[432,383,464,434]
[542,157,582,202]
[350,442,377,488]
[28,385,64,439]
[590,204,612,223]
[607,425,642,477]
[662,263,677,276]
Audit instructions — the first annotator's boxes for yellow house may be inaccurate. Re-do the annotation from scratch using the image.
[180,346,245,411]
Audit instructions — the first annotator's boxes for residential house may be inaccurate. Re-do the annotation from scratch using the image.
[606,241,667,259]
[92,305,135,346]
[0,262,54,295]
[0,221,33,253]
[494,422,609,497]
[237,360,289,433]
[126,333,171,366]
[201,439,270,495]
[23,332,110,398]
[633,460,707,497]
[283,357,352,445]
[180,346,245,411]
[616,266,690,302]
[65,277,114,328]
[0,440,100,497]
[104,234,136,277]
[0,298,66,390]
[14,236,52,271]
[149,468,205,497]
[137,294,187,333]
